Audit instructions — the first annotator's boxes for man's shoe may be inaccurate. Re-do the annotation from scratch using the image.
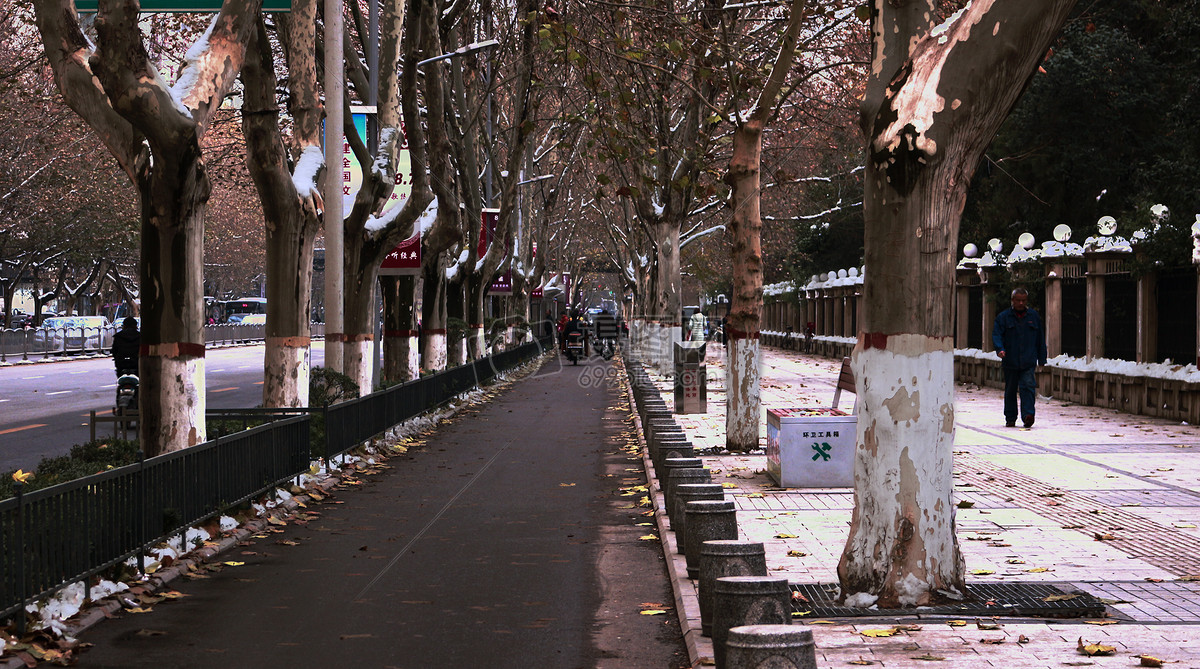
[1005,420,1016,428]
[1022,414,1035,428]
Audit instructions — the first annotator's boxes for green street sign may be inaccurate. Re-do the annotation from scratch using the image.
[76,0,290,11]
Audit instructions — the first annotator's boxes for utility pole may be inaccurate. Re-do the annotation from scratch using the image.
[324,0,344,373]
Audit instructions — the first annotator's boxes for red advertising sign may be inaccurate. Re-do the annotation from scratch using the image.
[379,233,421,275]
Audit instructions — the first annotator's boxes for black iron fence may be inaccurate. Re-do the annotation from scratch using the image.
[0,322,327,363]
[1,336,550,631]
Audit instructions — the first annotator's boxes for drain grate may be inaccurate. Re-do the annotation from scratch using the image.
[790,582,1108,619]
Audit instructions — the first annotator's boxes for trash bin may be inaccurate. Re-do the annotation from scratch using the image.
[765,407,856,487]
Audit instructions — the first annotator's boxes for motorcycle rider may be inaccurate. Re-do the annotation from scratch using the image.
[562,309,587,357]
[111,317,140,377]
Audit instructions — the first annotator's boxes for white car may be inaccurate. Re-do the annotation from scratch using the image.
[239,314,267,325]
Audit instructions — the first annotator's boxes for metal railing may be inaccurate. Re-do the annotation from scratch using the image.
[0,322,327,363]
[1,335,550,631]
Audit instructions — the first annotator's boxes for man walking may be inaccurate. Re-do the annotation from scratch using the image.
[992,287,1047,428]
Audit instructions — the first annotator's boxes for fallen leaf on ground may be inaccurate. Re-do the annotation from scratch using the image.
[1026,567,1052,573]
[1044,594,1078,602]
[975,620,1002,630]
[1076,637,1116,656]
[978,638,1005,644]
[775,533,799,539]
[847,659,875,666]
[946,620,967,627]
[1018,635,1030,644]
[786,550,807,557]
[970,569,995,575]
[639,609,667,616]
[957,501,974,508]
[639,535,658,541]
[1138,655,1164,667]
[1085,620,1118,625]
[860,628,900,637]
[223,561,245,567]
[1094,532,1117,541]
[909,654,945,661]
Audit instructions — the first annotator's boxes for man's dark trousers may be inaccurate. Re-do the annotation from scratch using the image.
[1003,367,1037,425]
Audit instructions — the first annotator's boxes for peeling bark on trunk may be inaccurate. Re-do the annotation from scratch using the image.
[645,221,682,374]
[839,0,1077,608]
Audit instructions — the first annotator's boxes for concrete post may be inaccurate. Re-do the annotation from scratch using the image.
[682,500,737,572]
[1044,261,1063,358]
[711,576,791,669]
[671,483,725,541]
[698,540,767,636]
[725,625,816,669]
[1086,254,1106,360]
[1137,269,1157,363]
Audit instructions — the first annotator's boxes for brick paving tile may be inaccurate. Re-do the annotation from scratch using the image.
[630,345,1200,668]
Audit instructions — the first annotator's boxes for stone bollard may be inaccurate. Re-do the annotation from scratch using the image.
[651,440,694,475]
[670,482,724,535]
[663,463,710,517]
[650,432,691,471]
[698,540,767,637]
[724,625,816,669]
[711,576,791,669]
[682,500,737,571]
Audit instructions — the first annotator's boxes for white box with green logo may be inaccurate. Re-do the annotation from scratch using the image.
[766,408,856,488]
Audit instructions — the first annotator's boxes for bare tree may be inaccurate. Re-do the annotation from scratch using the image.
[839,0,1076,608]
[32,0,260,454]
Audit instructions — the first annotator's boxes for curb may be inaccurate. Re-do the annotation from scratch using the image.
[620,359,711,668]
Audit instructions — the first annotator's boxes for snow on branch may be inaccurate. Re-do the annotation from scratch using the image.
[291,145,324,199]
[681,224,726,249]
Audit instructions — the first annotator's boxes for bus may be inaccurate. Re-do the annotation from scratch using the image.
[219,297,267,323]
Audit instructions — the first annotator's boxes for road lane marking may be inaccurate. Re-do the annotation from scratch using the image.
[69,370,89,374]
[21,375,45,380]
[0,399,9,403]
[255,381,264,385]
[91,409,113,416]
[46,391,72,396]
[211,387,238,393]
[0,424,47,435]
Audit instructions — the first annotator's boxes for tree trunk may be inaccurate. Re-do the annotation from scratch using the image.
[838,0,1077,608]
[381,274,419,382]
[136,146,210,454]
[243,12,321,409]
[446,280,467,365]
[724,121,765,451]
[645,221,682,373]
[421,257,448,371]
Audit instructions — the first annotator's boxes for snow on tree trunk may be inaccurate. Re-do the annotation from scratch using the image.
[839,0,1077,607]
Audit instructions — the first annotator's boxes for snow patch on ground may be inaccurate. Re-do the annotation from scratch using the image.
[844,591,878,608]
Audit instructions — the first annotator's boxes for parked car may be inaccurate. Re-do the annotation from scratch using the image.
[33,316,114,352]
[239,314,267,325]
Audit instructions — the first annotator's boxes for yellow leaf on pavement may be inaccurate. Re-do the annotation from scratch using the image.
[639,535,658,541]
[1077,637,1116,656]
[946,620,967,627]
[640,610,667,616]
[970,569,994,575]
[223,561,245,567]
[1138,655,1164,667]
[775,533,798,539]
[860,628,899,637]
[1026,567,1052,573]
[786,550,807,557]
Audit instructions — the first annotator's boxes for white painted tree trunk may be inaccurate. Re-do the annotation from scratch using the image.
[468,327,485,359]
[422,332,447,371]
[143,357,206,449]
[343,339,374,395]
[263,340,310,407]
[725,337,761,449]
[838,335,963,606]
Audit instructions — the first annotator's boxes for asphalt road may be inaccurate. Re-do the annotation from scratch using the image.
[73,353,688,668]
[0,343,325,473]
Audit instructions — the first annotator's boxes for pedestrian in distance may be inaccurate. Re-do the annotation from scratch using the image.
[688,309,705,342]
[111,317,140,378]
[992,287,1047,428]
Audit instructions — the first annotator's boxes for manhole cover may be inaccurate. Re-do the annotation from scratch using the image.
[790,582,1107,619]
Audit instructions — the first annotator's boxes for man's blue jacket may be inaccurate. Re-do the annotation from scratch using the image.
[992,307,1047,370]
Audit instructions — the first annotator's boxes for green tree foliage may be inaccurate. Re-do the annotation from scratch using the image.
[961,0,1200,261]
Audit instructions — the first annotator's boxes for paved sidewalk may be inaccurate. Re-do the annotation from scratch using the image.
[633,345,1200,668]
